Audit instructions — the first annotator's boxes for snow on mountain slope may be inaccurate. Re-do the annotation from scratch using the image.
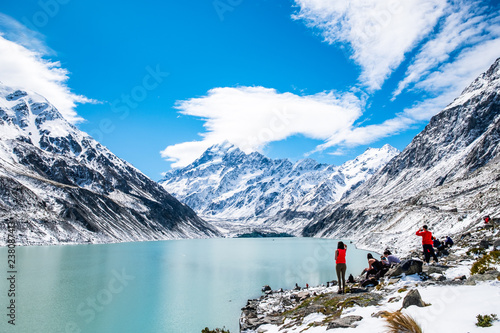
[303,58,500,254]
[0,83,219,245]
[160,141,398,234]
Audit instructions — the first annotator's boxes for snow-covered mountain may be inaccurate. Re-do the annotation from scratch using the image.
[303,58,500,254]
[160,141,398,234]
[0,83,219,245]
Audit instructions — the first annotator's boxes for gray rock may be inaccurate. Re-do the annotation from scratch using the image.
[387,259,423,277]
[262,285,272,293]
[465,279,476,286]
[467,270,500,283]
[327,315,363,329]
[493,239,500,250]
[479,239,492,249]
[426,265,449,275]
[402,289,426,308]
[262,315,282,325]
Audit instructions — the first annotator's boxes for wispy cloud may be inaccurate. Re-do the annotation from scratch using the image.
[0,13,97,123]
[292,0,500,152]
[161,86,364,168]
[393,0,500,99]
[293,0,447,91]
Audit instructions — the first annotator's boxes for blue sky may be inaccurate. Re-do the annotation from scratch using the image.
[1,0,499,179]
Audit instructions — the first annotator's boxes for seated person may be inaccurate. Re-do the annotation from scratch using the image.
[444,236,453,248]
[382,250,400,267]
[363,253,383,278]
[433,237,445,251]
[380,255,389,266]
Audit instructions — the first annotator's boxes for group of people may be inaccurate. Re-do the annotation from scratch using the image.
[416,225,453,263]
[432,235,453,252]
[334,242,401,293]
[333,224,454,292]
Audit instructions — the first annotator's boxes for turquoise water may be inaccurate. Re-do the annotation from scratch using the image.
[0,238,373,333]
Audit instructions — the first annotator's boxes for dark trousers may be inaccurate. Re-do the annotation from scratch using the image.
[336,263,346,290]
[365,268,379,279]
[423,244,438,263]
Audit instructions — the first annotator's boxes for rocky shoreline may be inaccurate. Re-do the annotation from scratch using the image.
[239,224,500,332]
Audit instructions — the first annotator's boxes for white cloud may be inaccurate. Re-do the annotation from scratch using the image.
[291,0,500,153]
[393,0,500,98]
[293,0,447,90]
[316,115,414,151]
[161,86,364,168]
[406,37,500,120]
[317,37,500,151]
[0,13,96,123]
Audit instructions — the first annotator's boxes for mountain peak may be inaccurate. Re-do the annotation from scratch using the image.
[207,141,238,154]
[0,82,218,245]
[161,140,397,231]
[0,83,70,150]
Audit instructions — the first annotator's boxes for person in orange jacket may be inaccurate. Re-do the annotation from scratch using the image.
[416,225,438,264]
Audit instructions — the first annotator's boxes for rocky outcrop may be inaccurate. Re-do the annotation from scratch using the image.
[387,259,423,277]
[239,287,382,332]
[240,223,500,332]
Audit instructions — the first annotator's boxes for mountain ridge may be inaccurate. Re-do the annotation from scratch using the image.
[302,57,500,254]
[160,141,399,234]
[0,83,219,245]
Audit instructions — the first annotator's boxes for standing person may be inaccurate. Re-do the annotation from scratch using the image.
[416,225,438,264]
[335,241,347,294]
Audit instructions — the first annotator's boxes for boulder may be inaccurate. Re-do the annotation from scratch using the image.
[327,315,363,329]
[402,289,426,308]
[387,259,423,277]
[327,280,338,287]
[479,239,492,249]
[466,270,500,284]
[493,239,500,250]
[426,265,449,275]
[261,285,271,293]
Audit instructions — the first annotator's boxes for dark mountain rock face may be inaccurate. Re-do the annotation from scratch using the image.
[303,58,500,253]
[0,84,219,245]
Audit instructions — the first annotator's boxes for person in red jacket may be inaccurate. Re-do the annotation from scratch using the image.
[335,241,347,294]
[416,225,438,264]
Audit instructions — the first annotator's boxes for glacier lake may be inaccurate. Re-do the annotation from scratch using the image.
[0,238,375,333]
